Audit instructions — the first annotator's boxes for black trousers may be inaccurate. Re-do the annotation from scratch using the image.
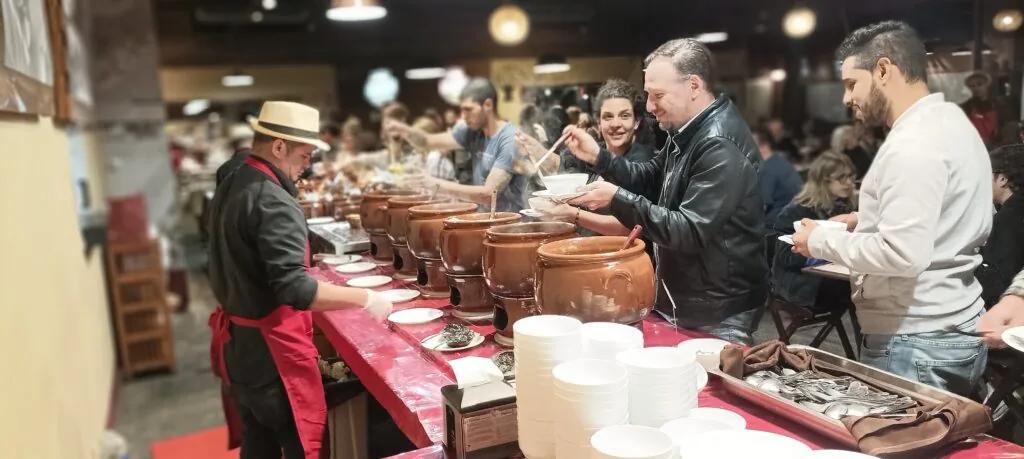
[232,380,305,459]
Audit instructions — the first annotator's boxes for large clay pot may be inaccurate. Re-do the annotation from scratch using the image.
[407,202,477,259]
[440,212,522,275]
[359,189,420,234]
[483,222,577,297]
[392,244,418,278]
[386,195,439,245]
[416,257,450,297]
[447,274,495,320]
[369,232,394,262]
[493,294,539,347]
[535,236,655,325]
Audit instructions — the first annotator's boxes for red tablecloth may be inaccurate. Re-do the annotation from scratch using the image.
[311,261,1024,459]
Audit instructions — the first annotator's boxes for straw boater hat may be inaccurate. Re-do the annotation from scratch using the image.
[249,101,331,151]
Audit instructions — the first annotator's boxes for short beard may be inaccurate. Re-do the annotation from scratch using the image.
[860,82,891,127]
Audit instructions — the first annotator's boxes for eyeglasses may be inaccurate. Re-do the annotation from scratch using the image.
[829,173,855,183]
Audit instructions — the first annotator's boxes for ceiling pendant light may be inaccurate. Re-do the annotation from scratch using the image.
[993,9,1023,32]
[327,0,387,22]
[438,67,469,105]
[363,68,399,108]
[222,69,254,87]
[783,6,816,39]
[489,4,530,46]
[534,54,570,74]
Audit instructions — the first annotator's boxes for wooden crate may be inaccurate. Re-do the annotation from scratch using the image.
[106,239,176,377]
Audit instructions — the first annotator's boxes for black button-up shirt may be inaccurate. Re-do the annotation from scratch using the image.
[208,155,318,386]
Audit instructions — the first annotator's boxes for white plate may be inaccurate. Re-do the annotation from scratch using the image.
[687,429,809,459]
[388,307,442,324]
[687,407,747,430]
[677,338,731,360]
[381,289,421,303]
[778,234,795,245]
[421,331,485,352]
[315,254,362,265]
[696,364,708,391]
[531,190,586,201]
[334,261,377,274]
[1002,326,1024,353]
[346,275,392,288]
[802,450,879,458]
[520,209,546,218]
[307,217,335,225]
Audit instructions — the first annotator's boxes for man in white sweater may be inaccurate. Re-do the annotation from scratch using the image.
[792,21,992,397]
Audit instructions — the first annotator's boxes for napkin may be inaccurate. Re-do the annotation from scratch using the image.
[450,356,505,389]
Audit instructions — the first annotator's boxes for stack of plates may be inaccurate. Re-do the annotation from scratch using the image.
[513,315,583,458]
[551,359,629,458]
[591,425,674,459]
[616,347,697,427]
[581,322,644,360]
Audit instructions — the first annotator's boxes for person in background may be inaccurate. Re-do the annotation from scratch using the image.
[411,116,456,181]
[978,267,1024,348]
[976,145,1024,307]
[772,152,857,309]
[766,117,799,158]
[831,123,874,181]
[442,108,459,130]
[318,123,341,162]
[754,129,803,226]
[542,105,570,145]
[562,38,767,345]
[387,77,527,211]
[792,21,992,396]
[207,101,392,458]
[961,72,999,148]
[423,108,444,132]
[566,105,583,127]
[518,104,549,144]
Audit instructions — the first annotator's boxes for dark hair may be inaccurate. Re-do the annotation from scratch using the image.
[542,105,569,145]
[594,79,640,117]
[381,101,410,122]
[991,144,1024,192]
[320,124,340,137]
[752,129,772,148]
[644,38,715,92]
[459,77,498,110]
[835,21,927,84]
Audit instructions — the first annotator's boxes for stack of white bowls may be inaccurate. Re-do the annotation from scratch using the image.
[550,359,629,458]
[580,322,644,360]
[513,315,583,459]
[616,347,697,427]
[591,425,675,459]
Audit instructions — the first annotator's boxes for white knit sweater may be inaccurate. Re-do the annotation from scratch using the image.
[808,93,992,334]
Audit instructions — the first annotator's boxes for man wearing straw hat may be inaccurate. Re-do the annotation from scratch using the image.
[207,101,393,458]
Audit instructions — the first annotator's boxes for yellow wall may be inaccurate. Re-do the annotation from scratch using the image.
[0,117,114,458]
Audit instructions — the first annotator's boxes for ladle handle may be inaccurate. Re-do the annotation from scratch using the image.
[489,189,498,218]
[621,225,642,251]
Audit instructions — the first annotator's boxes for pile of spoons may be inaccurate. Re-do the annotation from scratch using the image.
[744,368,918,420]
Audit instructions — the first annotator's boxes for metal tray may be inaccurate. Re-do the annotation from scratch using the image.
[709,344,983,448]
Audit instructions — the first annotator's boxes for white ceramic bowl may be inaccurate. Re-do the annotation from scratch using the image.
[541,173,589,194]
[514,315,583,340]
[529,196,556,211]
[552,359,628,389]
[617,347,694,371]
[591,425,674,459]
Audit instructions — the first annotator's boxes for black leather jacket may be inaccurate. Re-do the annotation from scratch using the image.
[594,96,768,327]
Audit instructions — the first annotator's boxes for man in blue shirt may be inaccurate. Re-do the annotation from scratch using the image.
[754,129,802,226]
[386,78,526,211]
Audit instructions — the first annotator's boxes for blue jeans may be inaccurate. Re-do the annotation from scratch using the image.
[860,314,987,398]
[697,308,760,346]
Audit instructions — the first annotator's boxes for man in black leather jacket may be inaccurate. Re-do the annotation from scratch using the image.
[565,38,768,344]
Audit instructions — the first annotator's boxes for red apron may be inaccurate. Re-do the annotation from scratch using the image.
[209,156,326,458]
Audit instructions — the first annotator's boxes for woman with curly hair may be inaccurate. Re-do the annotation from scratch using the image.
[977,144,1024,306]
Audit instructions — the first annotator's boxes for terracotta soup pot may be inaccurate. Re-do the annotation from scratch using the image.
[483,222,576,297]
[368,232,394,262]
[535,236,655,325]
[493,294,539,346]
[447,274,495,316]
[440,212,522,275]
[385,195,439,245]
[416,257,450,297]
[359,189,420,234]
[407,202,478,259]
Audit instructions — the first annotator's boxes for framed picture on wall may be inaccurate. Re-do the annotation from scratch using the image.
[0,0,57,116]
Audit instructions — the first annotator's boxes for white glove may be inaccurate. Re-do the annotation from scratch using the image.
[362,290,393,322]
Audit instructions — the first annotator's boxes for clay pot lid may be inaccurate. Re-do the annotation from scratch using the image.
[443,212,521,228]
[486,222,576,240]
[408,202,478,218]
[386,195,436,208]
[363,189,421,200]
[537,236,646,262]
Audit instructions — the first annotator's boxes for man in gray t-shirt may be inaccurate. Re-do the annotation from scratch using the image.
[386,77,527,211]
